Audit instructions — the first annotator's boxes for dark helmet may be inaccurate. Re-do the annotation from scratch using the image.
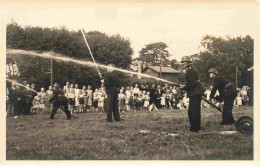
[208,68,218,74]
[180,56,191,63]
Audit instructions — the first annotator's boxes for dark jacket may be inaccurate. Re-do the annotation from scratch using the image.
[8,88,15,103]
[23,89,33,105]
[13,88,23,101]
[181,68,204,97]
[156,88,163,98]
[149,87,156,103]
[210,75,236,100]
[49,88,68,106]
[104,71,120,94]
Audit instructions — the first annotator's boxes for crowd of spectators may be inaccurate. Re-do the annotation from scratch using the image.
[6,79,253,116]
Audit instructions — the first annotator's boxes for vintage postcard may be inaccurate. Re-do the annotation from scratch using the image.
[0,0,259,165]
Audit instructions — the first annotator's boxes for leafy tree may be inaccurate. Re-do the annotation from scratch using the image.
[6,22,133,90]
[139,42,170,66]
[192,35,253,88]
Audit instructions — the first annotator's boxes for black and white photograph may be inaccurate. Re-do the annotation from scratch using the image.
[1,0,259,164]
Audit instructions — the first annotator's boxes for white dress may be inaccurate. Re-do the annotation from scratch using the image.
[143,95,150,107]
[160,96,166,106]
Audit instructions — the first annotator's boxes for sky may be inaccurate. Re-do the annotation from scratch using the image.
[1,2,259,61]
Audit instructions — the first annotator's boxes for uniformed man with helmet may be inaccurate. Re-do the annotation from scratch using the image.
[208,68,236,125]
[49,83,72,119]
[180,56,204,132]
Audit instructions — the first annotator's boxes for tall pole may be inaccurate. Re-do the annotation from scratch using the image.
[160,55,162,86]
[51,58,53,86]
[235,66,238,89]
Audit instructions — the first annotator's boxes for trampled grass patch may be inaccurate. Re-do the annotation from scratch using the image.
[6,106,253,160]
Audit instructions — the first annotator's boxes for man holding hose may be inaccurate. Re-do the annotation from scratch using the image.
[49,83,72,120]
[179,56,204,132]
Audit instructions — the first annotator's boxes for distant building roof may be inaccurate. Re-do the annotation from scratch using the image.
[142,66,181,74]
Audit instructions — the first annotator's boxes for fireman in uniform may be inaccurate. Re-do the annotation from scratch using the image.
[103,64,121,122]
[208,68,236,125]
[180,56,204,132]
[49,83,72,119]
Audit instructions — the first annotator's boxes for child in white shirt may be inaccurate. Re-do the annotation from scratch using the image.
[98,92,105,113]
[118,89,126,112]
[160,93,166,109]
[78,90,85,113]
[32,93,41,114]
[67,88,75,114]
[143,91,150,111]
[39,87,46,113]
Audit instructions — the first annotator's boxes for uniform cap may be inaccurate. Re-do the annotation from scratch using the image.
[181,56,191,63]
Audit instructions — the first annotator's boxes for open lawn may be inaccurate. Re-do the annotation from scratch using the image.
[6,106,253,160]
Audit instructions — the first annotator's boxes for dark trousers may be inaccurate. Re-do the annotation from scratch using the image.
[50,101,71,119]
[106,93,120,122]
[174,95,179,109]
[222,96,235,125]
[14,100,22,115]
[155,98,161,109]
[22,103,31,115]
[188,95,201,132]
[165,99,169,108]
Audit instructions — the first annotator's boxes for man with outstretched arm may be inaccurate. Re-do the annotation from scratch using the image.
[208,68,236,125]
[49,83,72,120]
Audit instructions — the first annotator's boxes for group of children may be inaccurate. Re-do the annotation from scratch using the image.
[31,86,54,114]
[31,82,190,114]
[234,86,250,106]
[202,85,251,108]
[117,84,189,112]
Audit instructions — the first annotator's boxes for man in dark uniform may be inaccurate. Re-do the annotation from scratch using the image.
[180,56,204,132]
[208,68,236,125]
[103,64,120,122]
[149,84,156,105]
[7,83,16,116]
[22,84,33,115]
[49,83,72,119]
[155,85,162,109]
[13,85,23,116]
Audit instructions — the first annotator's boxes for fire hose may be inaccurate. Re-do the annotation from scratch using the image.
[171,82,253,135]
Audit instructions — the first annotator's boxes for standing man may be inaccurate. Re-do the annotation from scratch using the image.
[180,56,204,132]
[22,84,33,115]
[155,85,162,109]
[13,85,23,116]
[7,83,16,116]
[103,64,121,122]
[49,83,72,119]
[208,68,236,125]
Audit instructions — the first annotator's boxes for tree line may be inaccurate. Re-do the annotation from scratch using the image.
[6,22,253,89]
[6,22,133,89]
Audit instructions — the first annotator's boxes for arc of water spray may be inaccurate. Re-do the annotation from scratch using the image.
[80,29,102,79]
[6,79,38,94]
[6,49,181,86]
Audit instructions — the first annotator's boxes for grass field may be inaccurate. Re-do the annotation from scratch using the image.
[6,106,253,160]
